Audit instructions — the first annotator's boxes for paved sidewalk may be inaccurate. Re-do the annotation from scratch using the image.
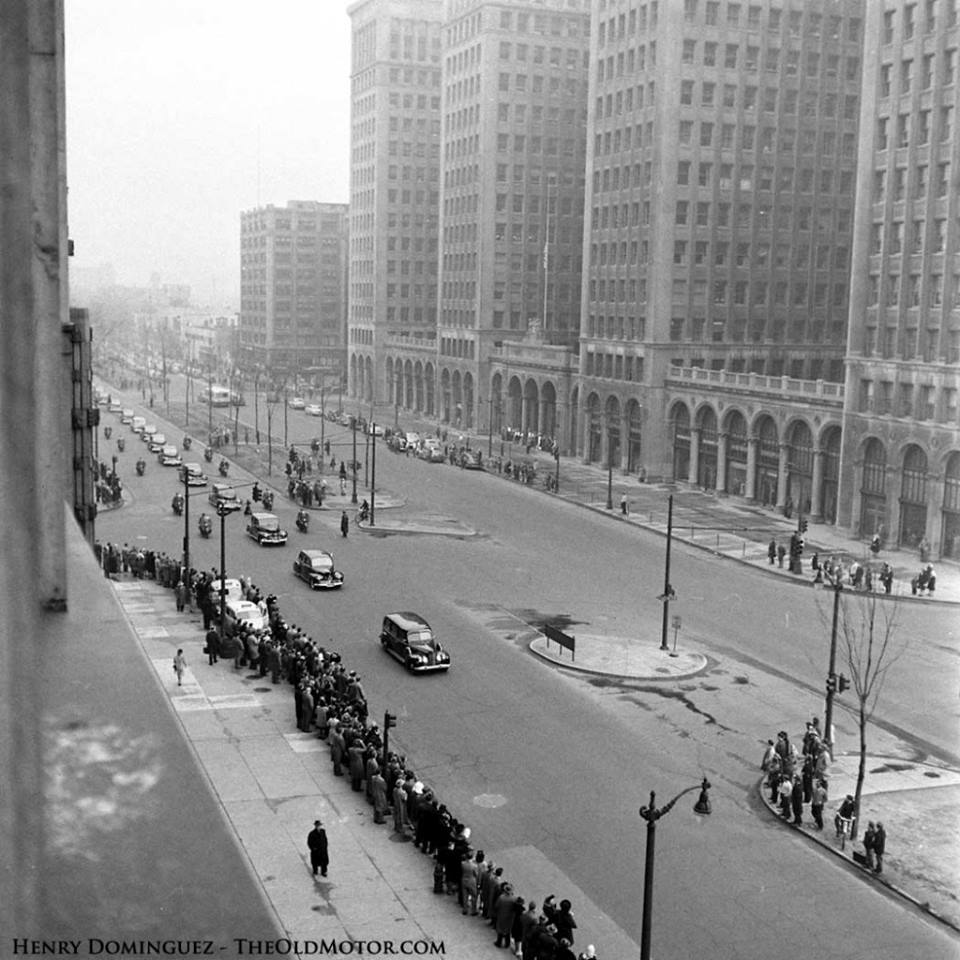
[115,576,640,959]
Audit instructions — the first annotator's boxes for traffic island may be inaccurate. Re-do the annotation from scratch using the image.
[529,630,707,681]
[355,514,478,538]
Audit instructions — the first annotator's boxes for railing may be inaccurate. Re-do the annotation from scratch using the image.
[666,365,845,400]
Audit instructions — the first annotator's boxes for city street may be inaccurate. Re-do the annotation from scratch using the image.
[95,389,960,960]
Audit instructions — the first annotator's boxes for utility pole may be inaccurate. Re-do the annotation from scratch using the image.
[660,494,674,651]
[370,423,376,527]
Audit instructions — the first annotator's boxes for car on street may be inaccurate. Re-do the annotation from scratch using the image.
[366,422,384,436]
[305,403,322,417]
[208,482,241,512]
[292,549,344,589]
[288,397,306,410]
[179,462,207,486]
[418,441,445,463]
[209,578,244,603]
[246,511,288,546]
[461,450,484,470]
[130,415,146,434]
[108,401,123,413]
[379,612,450,673]
[147,432,167,453]
[141,424,158,441]
[119,407,133,422]
[222,599,269,638]
[337,412,352,426]
[159,444,182,466]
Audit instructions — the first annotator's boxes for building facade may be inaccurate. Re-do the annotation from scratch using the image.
[838,0,960,557]
[239,200,349,382]
[347,0,444,407]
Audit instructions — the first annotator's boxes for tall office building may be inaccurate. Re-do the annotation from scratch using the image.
[437,0,590,430]
[838,0,960,557]
[347,0,444,404]
[239,201,349,379]
[578,0,865,476]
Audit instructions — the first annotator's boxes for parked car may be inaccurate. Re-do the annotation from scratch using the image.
[246,511,288,546]
[119,407,134,423]
[178,462,207,486]
[159,444,182,466]
[292,549,344,589]
[379,611,450,673]
[366,422,384,436]
[305,403,322,417]
[288,397,306,410]
[130,415,146,434]
[141,424,158,441]
[461,450,484,470]
[222,599,269,637]
[147,432,167,453]
[418,442,445,463]
[208,482,241,512]
[405,432,421,448]
[209,578,244,603]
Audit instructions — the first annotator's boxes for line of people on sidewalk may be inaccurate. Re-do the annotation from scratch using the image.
[120,544,603,960]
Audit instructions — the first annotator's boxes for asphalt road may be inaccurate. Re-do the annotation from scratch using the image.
[95,388,960,960]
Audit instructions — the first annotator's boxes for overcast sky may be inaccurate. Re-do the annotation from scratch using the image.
[65,1,353,308]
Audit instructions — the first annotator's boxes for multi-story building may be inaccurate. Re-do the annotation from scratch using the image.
[838,0,960,557]
[239,200,348,382]
[347,0,444,407]
[432,0,590,432]
[578,0,866,482]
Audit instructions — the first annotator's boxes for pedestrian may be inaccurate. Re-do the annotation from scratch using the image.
[307,820,329,878]
[174,579,187,613]
[776,543,786,568]
[494,883,519,948]
[873,822,886,873]
[835,794,856,838]
[863,821,877,871]
[173,649,187,686]
[768,538,777,564]
[790,775,804,825]
[370,769,389,824]
[619,494,628,516]
[760,738,776,773]
[340,510,349,538]
[205,626,220,665]
[810,778,827,830]
[461,853,480,916]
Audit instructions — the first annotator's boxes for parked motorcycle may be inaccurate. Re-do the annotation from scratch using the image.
[295,510,309,533]
[172,493,184,516]
[218,459,229,477]
[135,458,146,477]
[198,513,213,538]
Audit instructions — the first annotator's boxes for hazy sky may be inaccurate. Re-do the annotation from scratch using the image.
[65,1,353,308]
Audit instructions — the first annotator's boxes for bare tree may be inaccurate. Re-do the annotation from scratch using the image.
[835,591,908,839]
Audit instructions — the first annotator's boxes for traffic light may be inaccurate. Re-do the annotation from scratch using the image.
[790,533,804,557]
[311,438,320,453]
[826,674,837,694]
[384,712,397,730]
[838,674,850,693]
[799,518,808,534]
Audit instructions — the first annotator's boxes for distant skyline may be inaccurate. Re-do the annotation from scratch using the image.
[65,1,353,308]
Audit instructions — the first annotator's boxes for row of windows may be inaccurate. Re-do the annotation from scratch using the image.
[877,111,955,151]
[872,161,953,202]
[583,352,645,382]
[880,50,957,98]
[870,219,950,255]
[669,239,849,270]
[495,134,581,156]
[673,162,854,195]
[861,326,960,363]
[677,81,857,118]
[496,72,583,97]
[865,273,959,309]
[384,283,435,302]
[388,92,441,111]
[858,380,958,424]
[497,42,586,71]
[493,194,575,216]
[681,3,861,40]
[586,316,646,340]
[493,8,586,39]
[882,1,959,44]
[675,200,852,232]
[495,102,579,125]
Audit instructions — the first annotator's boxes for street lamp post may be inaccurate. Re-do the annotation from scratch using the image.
[606,418,614,510]
[370,423,376,527]
[660,494,675,651]
[217,503,229,639]
[351,417,358,504]
[638,778,712,960]
[824,574,843,752]
[182,471,191,606]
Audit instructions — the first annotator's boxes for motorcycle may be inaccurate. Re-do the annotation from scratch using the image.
[172,493,184,517]
[204,446,214,463]
[218,459,229,477]
[198,514,213,538]
[135,458,146,477]
[295,510,309,533]
[182,436,193,451]
[262,490,274,511]
[117,437,125,452]
[358,500,370,523]
[104,426,112,440]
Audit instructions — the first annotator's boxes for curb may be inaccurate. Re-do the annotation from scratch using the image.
[527,636,709,681]
[757,778,960,933]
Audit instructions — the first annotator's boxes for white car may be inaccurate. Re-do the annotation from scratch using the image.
[147,432,167,452]
[159,444,182,466]
[288,397,306,410]
[119,407,134,422]
[179,462,207,486]
[367,422,384,436]
[209,578,244,603]
[405,432,421,448]
[141,424,158,440]
[304,403,321,416]
[223,599,269,637]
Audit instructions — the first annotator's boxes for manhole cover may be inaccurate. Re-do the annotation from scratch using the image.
[474,793,507,808]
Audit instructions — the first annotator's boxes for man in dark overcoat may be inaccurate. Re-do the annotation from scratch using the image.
[307,820,329,877]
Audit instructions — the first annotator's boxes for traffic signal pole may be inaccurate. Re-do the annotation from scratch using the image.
[824,577,842,753]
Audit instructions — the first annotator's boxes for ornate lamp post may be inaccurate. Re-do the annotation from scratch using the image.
[638,778,712,960]
[217,502,230,638]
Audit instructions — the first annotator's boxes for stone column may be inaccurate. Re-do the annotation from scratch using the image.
[810,448,825,522]
[745,438,758,501]
[688,427,701,485]
[776,443,789,509]
[716,433,728,494]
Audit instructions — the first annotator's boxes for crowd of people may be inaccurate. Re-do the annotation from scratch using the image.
[99,548,600,960]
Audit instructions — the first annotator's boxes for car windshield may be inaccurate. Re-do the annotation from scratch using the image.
[407,630,434,646]
[309,555,332,570]
[258,517,279,531]
[218,487,237,500]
